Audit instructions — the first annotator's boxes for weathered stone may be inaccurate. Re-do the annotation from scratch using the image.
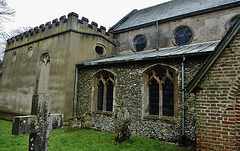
[68,112,92,131]
[12,94,63,151]
[114,104,131,144]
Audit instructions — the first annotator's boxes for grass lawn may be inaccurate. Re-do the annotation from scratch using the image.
[0,120,193,151]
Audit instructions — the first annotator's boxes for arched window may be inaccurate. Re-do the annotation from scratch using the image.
[143,64,177,118]
[93,70,115,113]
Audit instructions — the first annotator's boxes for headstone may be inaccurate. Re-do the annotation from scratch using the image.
[12,94,63,151]
[114,104,131,144]
[68,112,92,131]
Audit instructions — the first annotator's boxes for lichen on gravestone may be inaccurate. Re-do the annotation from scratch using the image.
[114,103,131,144]
[68,112,92,131]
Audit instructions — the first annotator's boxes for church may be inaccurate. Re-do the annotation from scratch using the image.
[1,0,240,150]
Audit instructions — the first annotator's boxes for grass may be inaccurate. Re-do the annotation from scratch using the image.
[0,120,193,151]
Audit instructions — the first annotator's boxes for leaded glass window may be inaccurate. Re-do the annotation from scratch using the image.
[133,35,147,52]
[149,79,159,115]
[144,65,177,117]
[174,27,193,46]
[94,70,115,113]
[97,81,104,110]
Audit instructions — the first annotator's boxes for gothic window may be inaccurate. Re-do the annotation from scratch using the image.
[174,26,193,46]
[93,70,115,113]
[143,65,177,118]
[228,15,240,30]
[133,35,147,52]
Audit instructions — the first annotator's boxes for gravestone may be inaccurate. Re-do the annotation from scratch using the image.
[114,104,131,144]
[12,94,63,151]
[68,112,92,131]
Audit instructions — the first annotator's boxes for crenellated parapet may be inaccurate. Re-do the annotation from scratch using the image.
[6,12,116,51]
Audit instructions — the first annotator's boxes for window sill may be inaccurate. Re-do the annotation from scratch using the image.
[143,115,177,124]
[93,111,114,116]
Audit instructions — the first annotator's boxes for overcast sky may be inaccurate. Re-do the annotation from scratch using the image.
[4,0,171,32]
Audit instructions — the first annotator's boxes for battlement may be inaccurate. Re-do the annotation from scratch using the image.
[6,12,116,51]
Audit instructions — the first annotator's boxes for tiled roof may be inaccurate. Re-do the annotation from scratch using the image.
[77,40,220,67]
[111,0,240,32]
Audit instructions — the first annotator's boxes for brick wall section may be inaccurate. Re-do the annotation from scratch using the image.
[196,31,240,150]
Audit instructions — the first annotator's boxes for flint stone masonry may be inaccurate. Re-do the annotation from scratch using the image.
[12,94,63,151]
[76,55,205,143]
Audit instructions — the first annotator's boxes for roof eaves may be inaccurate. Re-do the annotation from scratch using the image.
[186,16,240,93]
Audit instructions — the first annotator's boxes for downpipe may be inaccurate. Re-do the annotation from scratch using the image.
[181,56,186,144]
[73,67,78,117]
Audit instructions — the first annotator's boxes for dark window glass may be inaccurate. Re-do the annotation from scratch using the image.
[106,81,114,111]
[95,46,104,55]
[149,79,159,115]
[162,79,174,116]
[133,35,147,52]
[228,15,240,30]
[97,81,104,110]
[155,69,166,81]
[174,27,192,46]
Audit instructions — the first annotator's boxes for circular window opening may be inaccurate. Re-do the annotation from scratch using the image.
[11,51,17,63]
[133,35,147,52]
[174,27,193,46]
[27,47,33,60]
[95,46,104,55]
[228,15,240,30]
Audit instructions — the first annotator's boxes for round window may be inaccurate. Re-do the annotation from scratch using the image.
[174,27,193,46]
[26,47,33,60]
[11,51,17,63]
[133,35,147,52]
[95,46,104,55]
[228,15,240,30]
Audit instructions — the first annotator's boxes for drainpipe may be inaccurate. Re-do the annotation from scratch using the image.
[156,21,159,51]
[181,56,186,143]
[73,67,78,117]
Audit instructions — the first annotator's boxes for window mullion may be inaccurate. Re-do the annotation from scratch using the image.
[103,81,107,112]
[159,82,163,116]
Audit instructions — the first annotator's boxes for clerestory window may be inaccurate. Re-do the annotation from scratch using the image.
[93,70,115,113]
[143,64,178,118]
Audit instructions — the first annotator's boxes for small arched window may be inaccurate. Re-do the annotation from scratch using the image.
[93,70,115,113]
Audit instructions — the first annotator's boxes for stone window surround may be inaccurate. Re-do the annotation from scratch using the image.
[172,25,194,46]
[142,63,178,120]
[92,69,115,116]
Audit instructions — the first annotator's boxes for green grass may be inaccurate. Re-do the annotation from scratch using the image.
[0,120,193,151]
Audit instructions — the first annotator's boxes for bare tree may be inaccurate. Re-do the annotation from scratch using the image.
[0,0,15,22]
[0,0,15,60]
[0,27,32,59]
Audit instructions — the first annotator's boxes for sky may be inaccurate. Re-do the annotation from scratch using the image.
[4,0,171,32]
